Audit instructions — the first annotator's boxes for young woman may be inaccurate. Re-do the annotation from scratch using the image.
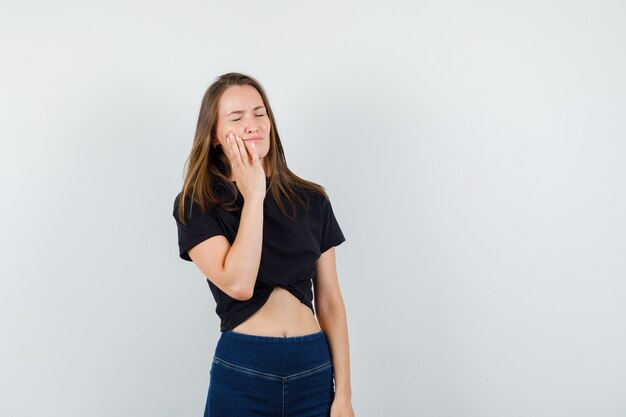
[172,72,355,417]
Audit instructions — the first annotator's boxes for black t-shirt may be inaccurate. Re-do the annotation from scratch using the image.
[172,181,346,332]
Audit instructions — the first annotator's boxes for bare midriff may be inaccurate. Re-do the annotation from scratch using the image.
[230,286,321,337]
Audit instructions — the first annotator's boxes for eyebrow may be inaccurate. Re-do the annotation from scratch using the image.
[226,105,266,116]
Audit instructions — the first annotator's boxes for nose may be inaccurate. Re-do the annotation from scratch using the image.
[245,124,259,134]
[244,118,260,134]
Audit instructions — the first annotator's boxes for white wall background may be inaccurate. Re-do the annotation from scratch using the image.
[1,1,625,416]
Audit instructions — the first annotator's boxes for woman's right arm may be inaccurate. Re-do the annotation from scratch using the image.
[189,132,266,300]
[221,194,264,299]
[188,195,263,300]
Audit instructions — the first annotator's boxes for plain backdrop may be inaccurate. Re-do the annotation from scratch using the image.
[1,1,625,416]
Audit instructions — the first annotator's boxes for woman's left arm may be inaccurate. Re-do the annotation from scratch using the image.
[314,247,355,417]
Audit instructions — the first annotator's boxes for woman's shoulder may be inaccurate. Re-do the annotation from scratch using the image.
[172,189,225,220]
[297,182,330,200]
[172,192,202,221]
[291,184,331,215]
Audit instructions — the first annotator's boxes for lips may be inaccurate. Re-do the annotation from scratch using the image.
[244,136,262,141]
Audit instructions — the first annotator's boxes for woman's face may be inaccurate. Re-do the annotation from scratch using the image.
[215,85,272,162]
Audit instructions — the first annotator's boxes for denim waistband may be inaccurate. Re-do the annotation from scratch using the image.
[214,330,331,376]
[221,330,326,344]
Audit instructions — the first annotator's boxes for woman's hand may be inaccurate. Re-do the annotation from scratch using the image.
[224,132,266,202]
[330,396,356,417]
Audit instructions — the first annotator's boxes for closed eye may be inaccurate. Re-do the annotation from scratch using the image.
[232,115,265,121]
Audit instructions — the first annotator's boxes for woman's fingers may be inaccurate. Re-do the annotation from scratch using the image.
[250,141,260,164]
[229,133,244,166]
[225,133,240,171]
[225,132,259,176]
[234,134,252,165]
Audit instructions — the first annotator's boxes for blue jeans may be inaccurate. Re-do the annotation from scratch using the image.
[204,330,335,417]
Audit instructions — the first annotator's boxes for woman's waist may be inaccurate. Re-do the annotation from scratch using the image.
[230,286,319,336]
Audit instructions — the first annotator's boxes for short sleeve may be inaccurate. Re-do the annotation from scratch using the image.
[319,196,346,254]
[172,193,227,262]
